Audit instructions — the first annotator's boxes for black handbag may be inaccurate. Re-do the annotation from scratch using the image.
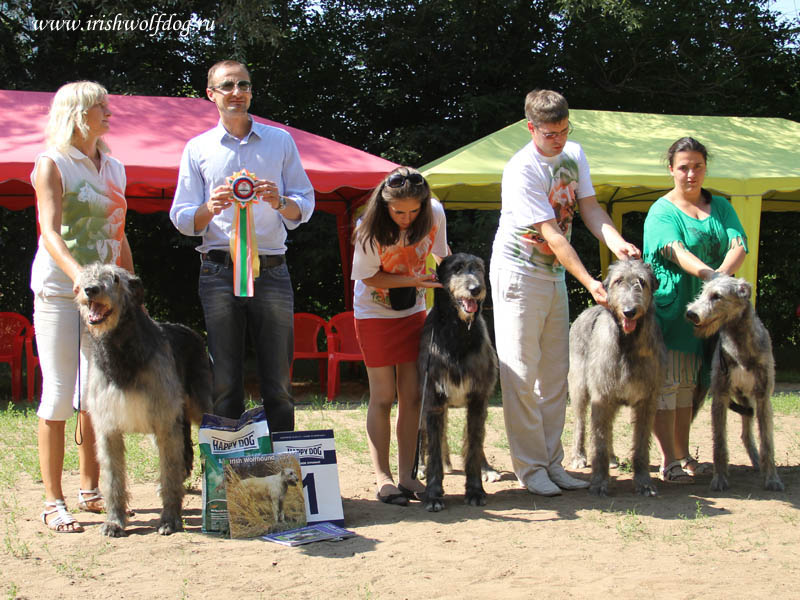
[388,286,417,310]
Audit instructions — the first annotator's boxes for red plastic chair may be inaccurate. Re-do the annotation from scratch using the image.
[292,313,329,393]
[0,312,31,401]
[326,311,364,401]
[26,325,41,402]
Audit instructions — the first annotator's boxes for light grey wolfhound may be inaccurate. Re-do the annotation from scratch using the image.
[75,263,213,536]
[685,276,783,492]
[418,253,498,512]
[570,259,665,496]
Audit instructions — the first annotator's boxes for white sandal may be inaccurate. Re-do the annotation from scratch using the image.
[77,488,105,513]
[41,499,83,533]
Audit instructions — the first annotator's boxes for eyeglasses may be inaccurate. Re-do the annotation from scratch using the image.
[535,121,573,140]
[210,80,252,94]
[386,172,425,188]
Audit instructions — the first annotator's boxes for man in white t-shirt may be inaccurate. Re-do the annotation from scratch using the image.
[489,90,641,496]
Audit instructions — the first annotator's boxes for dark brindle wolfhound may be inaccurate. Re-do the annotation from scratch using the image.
[75,263,212,536]
[417,253,498,512]
[686,275,783,492]
[570,259,665,496]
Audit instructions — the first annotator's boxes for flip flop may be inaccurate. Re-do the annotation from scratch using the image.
[376,491,408,506]
[397,484,425,501]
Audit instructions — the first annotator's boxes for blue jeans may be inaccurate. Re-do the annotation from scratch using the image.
[198,255,295,431]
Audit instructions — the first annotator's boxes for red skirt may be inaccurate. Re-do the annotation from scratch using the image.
[355,311,427,368]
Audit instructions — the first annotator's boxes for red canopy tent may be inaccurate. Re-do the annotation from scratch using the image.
[0,89,398,307]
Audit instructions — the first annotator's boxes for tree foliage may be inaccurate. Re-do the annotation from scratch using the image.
[2,0,799,356]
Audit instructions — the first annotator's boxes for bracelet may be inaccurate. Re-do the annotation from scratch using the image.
[277,195,287,210]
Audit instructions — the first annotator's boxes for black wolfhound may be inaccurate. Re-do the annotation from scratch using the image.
[417,253,498,512]
[76,263,212,536]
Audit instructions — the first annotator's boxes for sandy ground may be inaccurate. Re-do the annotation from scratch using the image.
[4,382,800,600]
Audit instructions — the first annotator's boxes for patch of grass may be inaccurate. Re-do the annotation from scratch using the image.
[0,402,41,487]
[615,507,650,542]
[6,583,20,600]
[42,541,107,580]
[772,393,800,415]
[2,498,30,560]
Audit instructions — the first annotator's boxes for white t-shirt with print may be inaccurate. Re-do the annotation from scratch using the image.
[352,199,447,319]
[491,140,594,282]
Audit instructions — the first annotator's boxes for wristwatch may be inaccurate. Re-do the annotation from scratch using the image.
[277,195,287,210]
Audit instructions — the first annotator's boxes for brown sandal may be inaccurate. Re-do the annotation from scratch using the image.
[659,461,694,484]
[679,457,712,476]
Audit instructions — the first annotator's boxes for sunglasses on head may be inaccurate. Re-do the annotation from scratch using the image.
[386,172,425,188]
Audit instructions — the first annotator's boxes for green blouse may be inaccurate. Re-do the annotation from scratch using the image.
[643,195,747,365]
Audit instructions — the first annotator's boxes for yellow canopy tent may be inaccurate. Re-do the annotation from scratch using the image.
[420,109,800,297]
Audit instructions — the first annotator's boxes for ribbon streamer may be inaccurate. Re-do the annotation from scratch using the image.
[227,169,260,297]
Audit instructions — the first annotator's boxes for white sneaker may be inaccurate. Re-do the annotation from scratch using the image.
[548,465,590,490]
[525,469,562,497]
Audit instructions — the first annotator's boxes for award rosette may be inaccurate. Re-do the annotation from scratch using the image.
[227,169,261,297]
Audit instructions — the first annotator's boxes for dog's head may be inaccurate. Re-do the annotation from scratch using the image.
[75,263,144,337]
[602,259,656,335]
[282,467,299,486]
[436,253,486,323]
[685,275,751,338]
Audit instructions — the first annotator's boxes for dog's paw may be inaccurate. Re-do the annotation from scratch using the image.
[424,498,445,512]
[710,473,729,491]
[100,521,126,537]
[588,480,609,497]
[571,456,588,469]
[764,476,785,492]
[634,479,658,497]
[464,490,487,507]
[481,466,501,483]
[158,516,183,535]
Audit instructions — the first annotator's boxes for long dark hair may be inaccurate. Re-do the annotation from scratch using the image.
[665,136,711,201]
[354,166,434,251]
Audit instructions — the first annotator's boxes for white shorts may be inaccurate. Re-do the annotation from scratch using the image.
[33,293,91,421]
[657,350,697,411]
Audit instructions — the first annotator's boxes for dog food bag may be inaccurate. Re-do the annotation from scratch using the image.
[198,406,272,534]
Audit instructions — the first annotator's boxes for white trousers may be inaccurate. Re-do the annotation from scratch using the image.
[33,293,90,421]
[490,267,569,487]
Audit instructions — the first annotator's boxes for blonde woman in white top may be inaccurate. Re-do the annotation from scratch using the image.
[31,81,134,532]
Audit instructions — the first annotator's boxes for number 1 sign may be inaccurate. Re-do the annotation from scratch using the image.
[271,430,344,526]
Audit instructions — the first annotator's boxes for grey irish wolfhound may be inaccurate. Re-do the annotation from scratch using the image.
[570,259,665,496]
[75,263,213,536]
[418,253,498,512]
[685,275,783,492]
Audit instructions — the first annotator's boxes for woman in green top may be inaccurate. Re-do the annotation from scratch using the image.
[643,137,747,483]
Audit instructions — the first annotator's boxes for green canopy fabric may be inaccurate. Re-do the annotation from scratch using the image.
[420,109,800,292]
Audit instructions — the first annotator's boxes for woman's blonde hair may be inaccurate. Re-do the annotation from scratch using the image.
[45,81,110,153]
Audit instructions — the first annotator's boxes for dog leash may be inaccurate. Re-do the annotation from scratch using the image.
[411,328,435,480]
[74,314,84,446]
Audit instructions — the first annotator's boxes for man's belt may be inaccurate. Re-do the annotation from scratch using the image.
[202,250,285,267]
